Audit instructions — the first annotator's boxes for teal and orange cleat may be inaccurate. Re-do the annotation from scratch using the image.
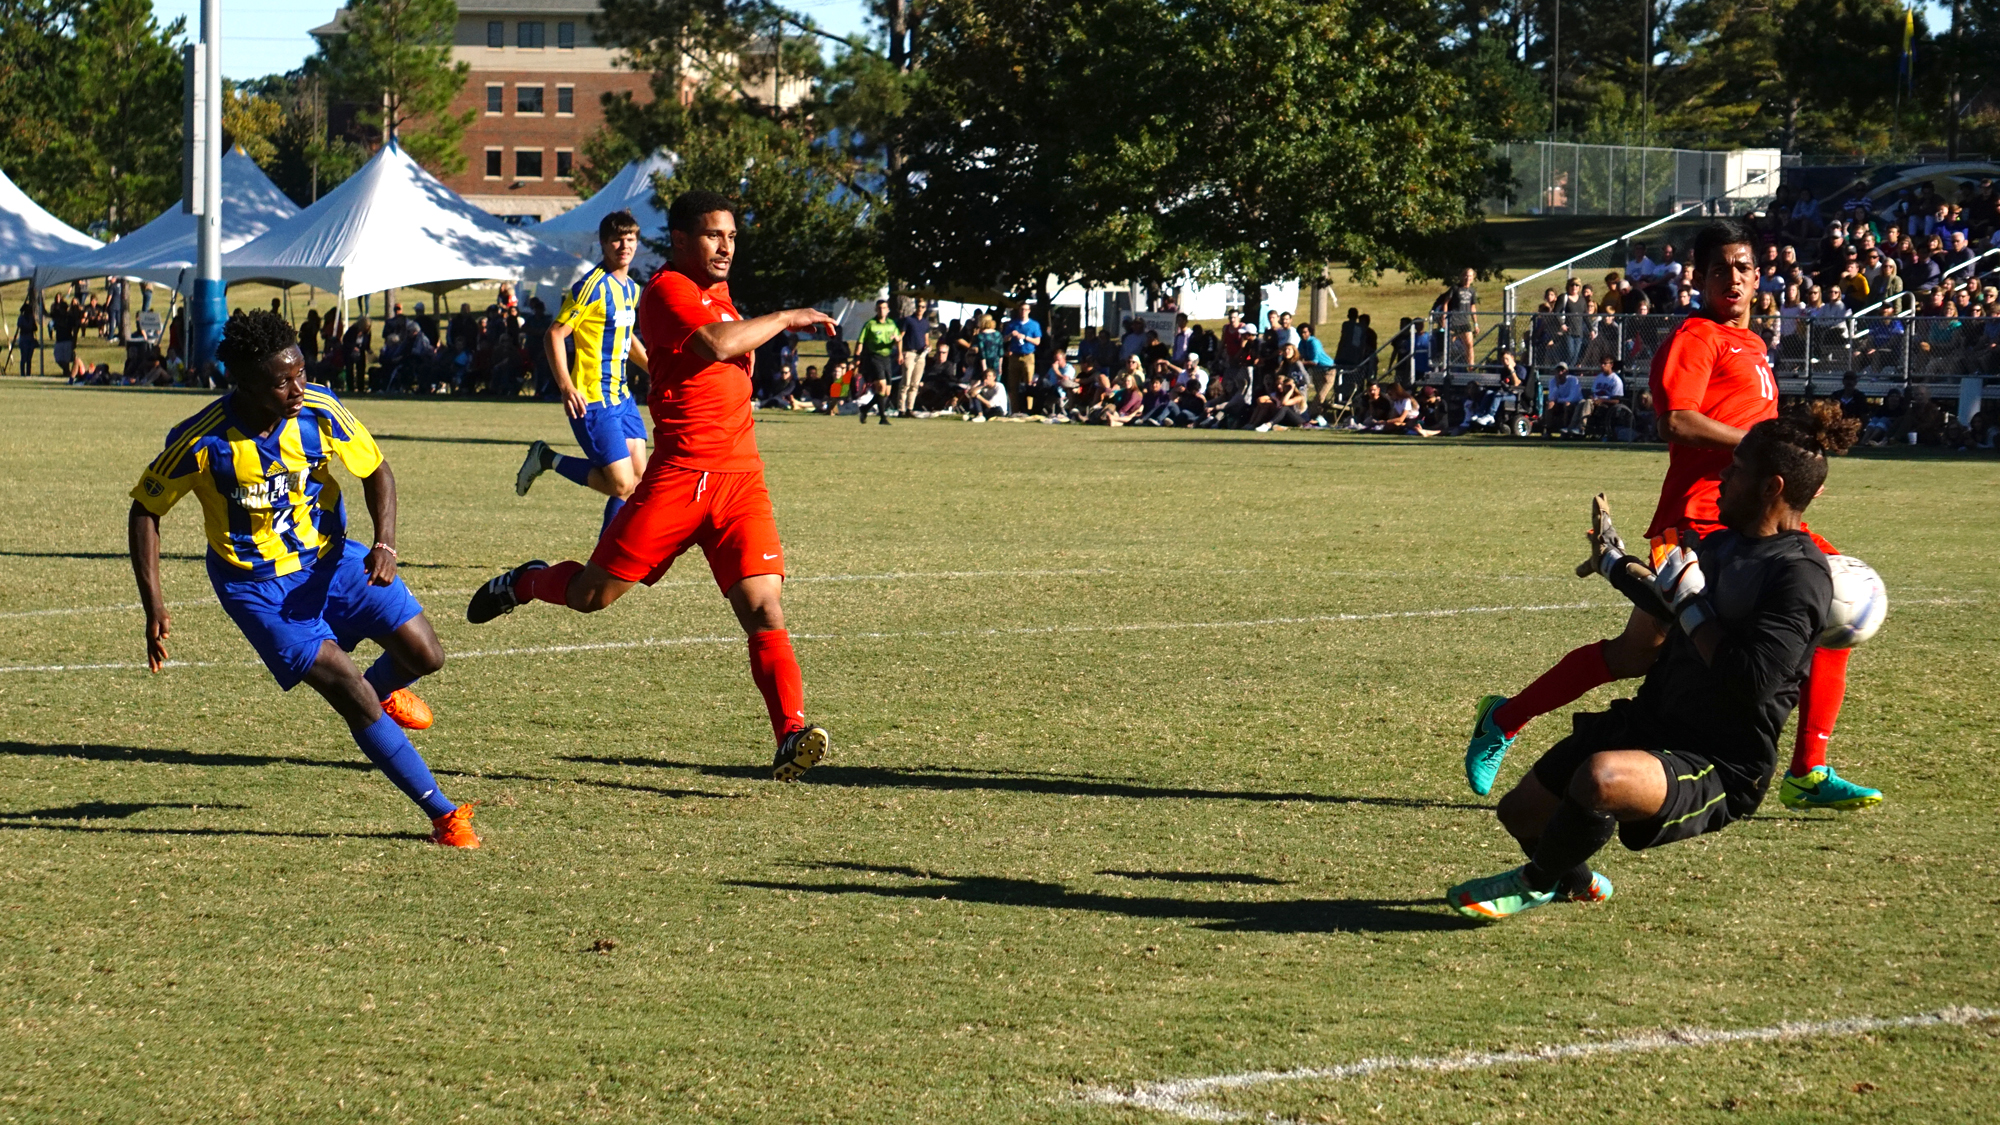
[1465,694,1516,797]
[1778,766,1884,811]
[1554,870,1615,904]
[1447,866,1554,921]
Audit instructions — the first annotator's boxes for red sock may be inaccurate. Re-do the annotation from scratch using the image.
[746,629,806,744]
[1493,641,1615,736]
[1790,645,1849,775]
[517,560,583,606]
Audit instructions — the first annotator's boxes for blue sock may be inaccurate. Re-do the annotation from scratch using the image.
[553,454,593,486]
[601,496,624,535]
[362,652,419,701]
[352,713,455,819]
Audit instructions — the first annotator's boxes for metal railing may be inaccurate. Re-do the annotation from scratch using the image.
[1487,143,1784,218]
[1849,247,2000,320]
[1484,309,1998,393]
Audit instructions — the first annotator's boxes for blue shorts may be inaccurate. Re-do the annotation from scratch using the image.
[211,539,424,691]
[569,396,647,467]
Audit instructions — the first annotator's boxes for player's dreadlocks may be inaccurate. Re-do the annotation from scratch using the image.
[1740,400,1861,510]
[215,309,299,373]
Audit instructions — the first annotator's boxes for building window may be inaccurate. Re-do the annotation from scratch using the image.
[486,20,503,47]
[485,84,503,113]
[557,21,575,49]
[484,149,503,179]
[515,149,543,179]
[556,85,574,115]
[516,85,544,114]
[556,150,573,180]
[517,20,544,48]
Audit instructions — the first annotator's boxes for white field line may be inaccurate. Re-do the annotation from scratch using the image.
[1077,1006,2000,1123]
[0,600,1612,675]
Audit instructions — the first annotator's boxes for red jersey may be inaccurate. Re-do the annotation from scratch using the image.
[636,268,761,473]
[1645,315,1777,537]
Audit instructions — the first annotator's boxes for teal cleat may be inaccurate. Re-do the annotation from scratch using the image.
[1447,866,1555,921]
[1464,694,1517,797]
[1554,870,1615,904]
[1778,766,1884,811]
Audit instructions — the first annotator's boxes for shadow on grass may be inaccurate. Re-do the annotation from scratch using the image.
[729,861,1478,935]
[468,770,741,802]
[1097,869,1290,885]
[0,741,375,771]
[560,755,1488,811]
[0,801,250,820]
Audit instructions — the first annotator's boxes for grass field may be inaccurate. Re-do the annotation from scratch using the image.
[2,379,1997,1124]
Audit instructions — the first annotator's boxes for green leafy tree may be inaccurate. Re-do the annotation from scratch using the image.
[236,67,367,206]
[644,121,883,311]
[897,0,1488,317]
[0,0,182,234]
[316,0,474,174]
[588,0,883,308]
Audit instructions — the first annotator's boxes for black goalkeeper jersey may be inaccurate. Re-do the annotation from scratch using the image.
[1630,528,1831,807]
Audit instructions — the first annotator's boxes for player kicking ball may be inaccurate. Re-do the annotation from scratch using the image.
[515,209,652,538]
[1465,218,1880,812]
[1448,405,1858,919]
[468,190,835,780]
[128,311,479,847]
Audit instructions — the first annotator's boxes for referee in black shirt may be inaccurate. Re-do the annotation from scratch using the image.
[1449,402,1862,920]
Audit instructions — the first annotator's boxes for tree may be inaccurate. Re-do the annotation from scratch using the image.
[234,68,368,206]
[895,0,1489,316]
[0,0,182,234]
[315,0,474,174]
[588,0,885,308]
[650,122,883,311]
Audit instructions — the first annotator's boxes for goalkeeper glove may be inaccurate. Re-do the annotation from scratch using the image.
[1653,545,1714,635]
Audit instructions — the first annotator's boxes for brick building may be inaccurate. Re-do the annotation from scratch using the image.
[313,0,652,221]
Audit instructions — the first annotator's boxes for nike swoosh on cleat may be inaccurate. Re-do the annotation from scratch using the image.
[763,553,779,559]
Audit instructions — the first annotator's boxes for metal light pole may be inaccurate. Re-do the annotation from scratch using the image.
[188,0,225,372]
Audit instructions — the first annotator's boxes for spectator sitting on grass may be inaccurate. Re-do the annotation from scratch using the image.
[1250,368,1312,432]
[1381,383,1437,436]
[965,369,1009,421]
[1891,385,1947,444]
[1862,389,1906,445]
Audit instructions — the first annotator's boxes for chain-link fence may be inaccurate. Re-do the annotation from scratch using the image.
[1487,142,1789,218]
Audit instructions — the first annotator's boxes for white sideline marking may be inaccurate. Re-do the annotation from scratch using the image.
[0,600,1611,674]
[1077,1006,2000,1122]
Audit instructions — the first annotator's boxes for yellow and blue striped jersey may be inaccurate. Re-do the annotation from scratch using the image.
[130,387,384,581]
[556,266,641,406]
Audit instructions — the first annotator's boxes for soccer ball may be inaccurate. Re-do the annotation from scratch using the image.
[1820,554,1888,650]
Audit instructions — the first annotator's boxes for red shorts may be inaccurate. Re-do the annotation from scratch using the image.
[590,463,785,594]
[1649,519,1834,565]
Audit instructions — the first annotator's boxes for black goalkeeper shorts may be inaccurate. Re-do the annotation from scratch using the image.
[1530,700,1771,851]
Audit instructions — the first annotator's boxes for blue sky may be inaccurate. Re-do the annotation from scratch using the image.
[149,0,880,82]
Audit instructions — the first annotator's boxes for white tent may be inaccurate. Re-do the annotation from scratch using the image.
[223,141,587,305]
[0,167,100,283]
[532,150,675,274]
[34,148,300,292]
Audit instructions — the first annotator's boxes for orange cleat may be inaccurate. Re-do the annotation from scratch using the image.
[430,802,481,849]
[382,687,434,730]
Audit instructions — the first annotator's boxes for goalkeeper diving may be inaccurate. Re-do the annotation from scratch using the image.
[1448,403,1860,920]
